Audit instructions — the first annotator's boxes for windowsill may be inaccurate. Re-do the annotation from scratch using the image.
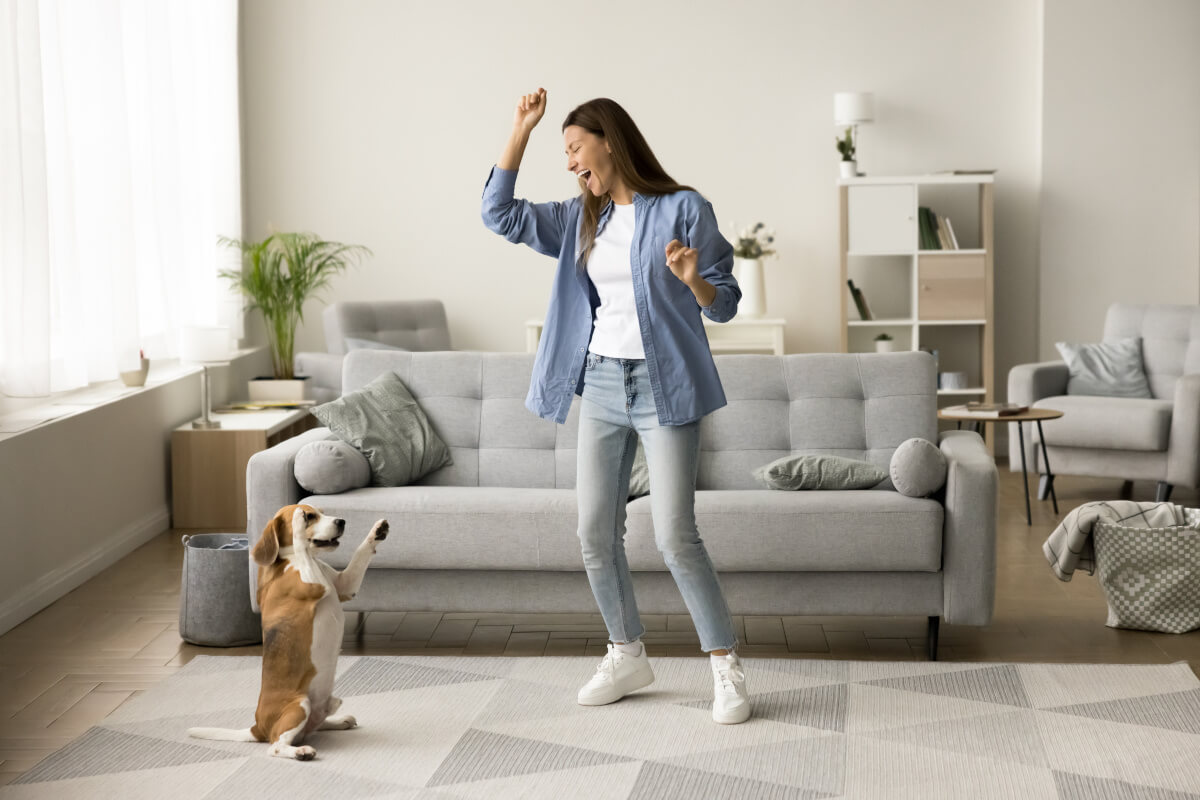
[0,346,264,443]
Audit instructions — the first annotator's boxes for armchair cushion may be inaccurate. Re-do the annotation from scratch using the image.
[1032,395,1172,451]
[345,337,409,352]
[1055,337,1152,398]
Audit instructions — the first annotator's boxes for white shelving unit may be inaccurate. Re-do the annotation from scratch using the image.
[838,173,996,452]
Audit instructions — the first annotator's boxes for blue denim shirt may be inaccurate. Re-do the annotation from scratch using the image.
[481,164,740,426]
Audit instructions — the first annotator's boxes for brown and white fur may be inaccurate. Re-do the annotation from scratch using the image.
[188,504,388,760]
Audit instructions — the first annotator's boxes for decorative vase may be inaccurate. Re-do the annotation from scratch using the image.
[119,357,150,387]
[248,376,310,402]
[734,257,766,318]
[839,160,857,178]
[874,340,894,353]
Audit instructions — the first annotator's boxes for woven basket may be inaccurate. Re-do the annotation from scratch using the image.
[1093,508,1200,634]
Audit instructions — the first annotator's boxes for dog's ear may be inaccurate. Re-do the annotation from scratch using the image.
[251,512,285,566]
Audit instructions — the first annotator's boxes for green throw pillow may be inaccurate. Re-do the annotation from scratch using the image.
[310,371,453,487]
[752,453,887,490]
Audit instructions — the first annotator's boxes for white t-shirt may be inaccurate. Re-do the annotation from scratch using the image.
[585,201,645,359]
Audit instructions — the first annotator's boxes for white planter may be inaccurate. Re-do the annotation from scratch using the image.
[874,340,895,353]
[733,257,766,318]
[248,377,309,402]
[119,357,150,387]
[839,160,858,178]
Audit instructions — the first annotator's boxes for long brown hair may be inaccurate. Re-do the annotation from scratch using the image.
[563,98,695,272]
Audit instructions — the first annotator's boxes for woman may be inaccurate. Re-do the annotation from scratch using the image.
[480,88,749,725]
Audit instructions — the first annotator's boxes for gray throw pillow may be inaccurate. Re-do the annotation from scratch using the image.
[752,454,887,490]
[628,437,649,499]
[345,337,408,351]
[310,370,453,487]
[1055,337,1152,398]
[294,439,371,495]
[889,437,947,497]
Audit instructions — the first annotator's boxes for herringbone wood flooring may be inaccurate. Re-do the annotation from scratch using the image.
[1,468,1197,784]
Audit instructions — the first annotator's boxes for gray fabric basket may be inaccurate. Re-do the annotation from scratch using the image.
[1093,508,1200,634]
[179,533,263,646]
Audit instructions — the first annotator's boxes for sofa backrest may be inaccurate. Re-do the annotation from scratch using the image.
[341,350,937,490]
[1103,303,1200,399]
[323,300,453,355]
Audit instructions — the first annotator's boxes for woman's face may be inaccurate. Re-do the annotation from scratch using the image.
[563,125,615,197]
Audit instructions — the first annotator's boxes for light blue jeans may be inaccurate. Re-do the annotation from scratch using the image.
[575,351,738,653]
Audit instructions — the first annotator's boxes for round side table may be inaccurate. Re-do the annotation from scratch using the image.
[937,407,1064,526]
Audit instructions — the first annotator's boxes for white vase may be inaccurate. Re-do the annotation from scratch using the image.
[875,340,895,353]
[734,257,766,318]
[248,377,309,402]
[839,160,857,178]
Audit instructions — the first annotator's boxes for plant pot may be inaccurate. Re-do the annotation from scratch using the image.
[733,257,766,318]
[874,340,895,353]
[839,160,858,178]
[248,376,309,402]
[119,358,150,387]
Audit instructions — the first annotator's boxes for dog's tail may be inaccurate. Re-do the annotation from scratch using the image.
[187,726,257,742]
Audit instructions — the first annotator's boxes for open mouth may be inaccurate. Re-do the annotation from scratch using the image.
[578,169,592,185]
[312,537,340,548]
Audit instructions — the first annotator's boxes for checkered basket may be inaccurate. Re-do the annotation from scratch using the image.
[1093,507,1200,633]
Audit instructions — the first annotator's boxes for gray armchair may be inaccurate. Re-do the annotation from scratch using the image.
[1007,303,1200,501]
[295,300,453,402]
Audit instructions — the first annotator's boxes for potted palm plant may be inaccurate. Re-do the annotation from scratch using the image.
[219,232,371,401]
[836,127,857,178]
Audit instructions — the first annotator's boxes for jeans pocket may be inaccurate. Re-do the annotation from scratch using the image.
[585,352,600,371]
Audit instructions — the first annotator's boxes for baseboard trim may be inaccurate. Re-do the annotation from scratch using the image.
[0,505,171,636]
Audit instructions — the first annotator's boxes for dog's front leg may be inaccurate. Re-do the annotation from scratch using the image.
[334,519,388,602]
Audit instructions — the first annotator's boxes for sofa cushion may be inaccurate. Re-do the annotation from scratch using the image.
[310,370,453,486]
[890,438,947,497]
[751,454,887,490]
[305,486,943,573]
[294,440,371,494]
[1032,395,1173,451]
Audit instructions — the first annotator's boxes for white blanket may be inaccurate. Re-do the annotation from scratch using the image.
[1043,500,1188,581]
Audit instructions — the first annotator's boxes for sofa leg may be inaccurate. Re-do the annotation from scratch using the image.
[1119,480,1134,500]
[354,611,367,639]
[1156,482,1173,502]
[927,616,940,661]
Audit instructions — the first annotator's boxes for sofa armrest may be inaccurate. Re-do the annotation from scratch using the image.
[1167,373,1200,489]
[1007,360,1069,472]
[936,430,998,625]
[294,351,345,396]
[245,425,338,611]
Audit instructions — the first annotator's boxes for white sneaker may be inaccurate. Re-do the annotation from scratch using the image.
[711,651,750,724]
[577,642,655,706]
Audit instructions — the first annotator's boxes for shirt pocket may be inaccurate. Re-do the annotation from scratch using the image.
[649,236,693,298]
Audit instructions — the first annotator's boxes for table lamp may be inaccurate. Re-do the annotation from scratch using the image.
[834,91,875,174]
[180,325,232,429]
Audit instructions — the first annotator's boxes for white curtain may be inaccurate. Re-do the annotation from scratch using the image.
[0,0,242,397]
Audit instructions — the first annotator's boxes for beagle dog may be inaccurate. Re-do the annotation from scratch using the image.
[188,503,388,760]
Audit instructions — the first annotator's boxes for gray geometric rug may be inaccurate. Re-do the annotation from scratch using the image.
[5,655,1200,799]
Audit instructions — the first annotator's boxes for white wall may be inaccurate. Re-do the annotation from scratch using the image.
[240,0,1043,406]
[1040,0,1200,356]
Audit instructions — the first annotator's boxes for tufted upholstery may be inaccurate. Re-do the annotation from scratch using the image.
[339,349,938,491]
[323,300,452,355]
[1102,303,1200,400]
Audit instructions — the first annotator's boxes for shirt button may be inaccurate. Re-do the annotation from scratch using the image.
[569,378,575,384]
[579,346,585,352]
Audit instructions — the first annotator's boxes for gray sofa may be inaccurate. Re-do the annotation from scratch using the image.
[1008,303,1200,501]
[294,299,454,403]
[247,349,998,660]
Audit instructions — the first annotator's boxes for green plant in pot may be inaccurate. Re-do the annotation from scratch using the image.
[219,232,371,401]
[836,127,857,178]
[874,332,895,353]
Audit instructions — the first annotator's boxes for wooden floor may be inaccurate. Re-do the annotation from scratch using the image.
[1,467,1198,784]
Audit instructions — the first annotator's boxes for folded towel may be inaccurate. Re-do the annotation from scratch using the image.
[1043,500,1187,581]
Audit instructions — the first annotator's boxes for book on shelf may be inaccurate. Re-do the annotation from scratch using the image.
[846,279,872,321]
[944,402,1029,418]
[919,206,960,251]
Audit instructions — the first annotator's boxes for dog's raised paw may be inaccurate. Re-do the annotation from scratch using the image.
[372,520,389,541]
